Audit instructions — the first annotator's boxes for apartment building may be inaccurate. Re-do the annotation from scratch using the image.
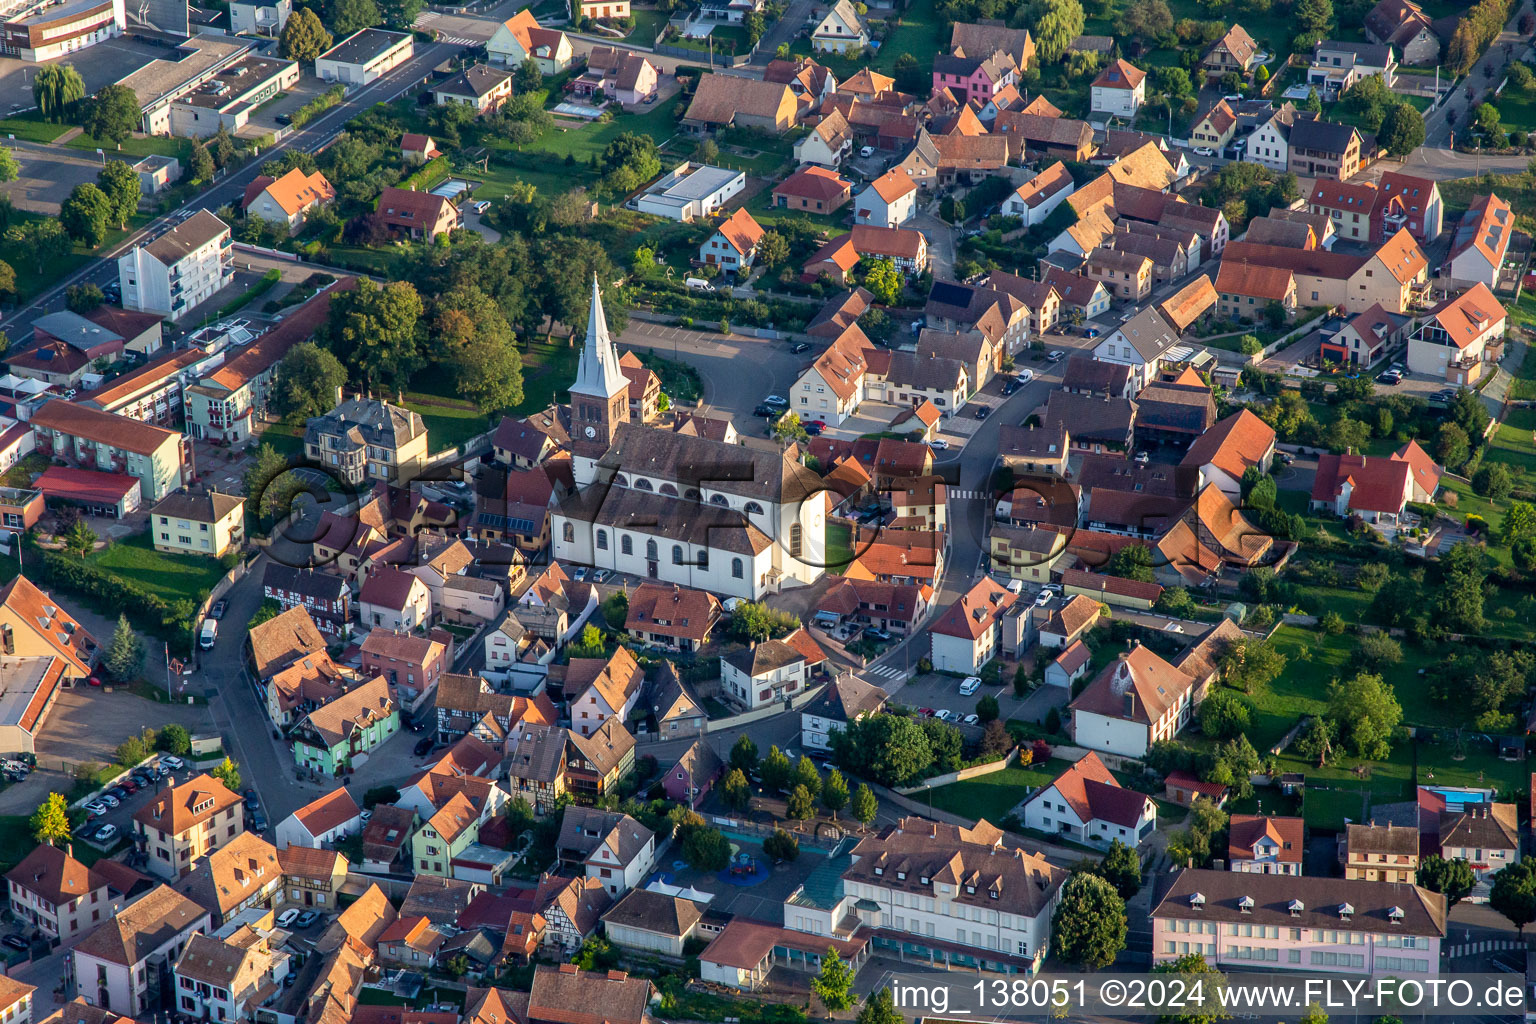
[118,211,232,322]
[1343,823,1419,882]
[149,490,244,558]
[5,843,138,944]
[132,774,245,880]
[73,885,210,1016]
[29,401,184,503]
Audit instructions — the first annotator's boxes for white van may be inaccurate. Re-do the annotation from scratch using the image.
[199,618,218,650]
[684,277,715,292]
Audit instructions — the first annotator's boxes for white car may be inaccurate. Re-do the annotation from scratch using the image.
[1193,146,1215,157]
[99,794,119,808]
[92,824,117,843]
[962,713,980,726]
[1006,578,1023,595]
[1165,622,1186,633]
[160,755,185,770]
[1015,368,1034,383]
[934,709,956,722]
[1119,308,1137,322]
[928,439,950,451]
[959,676,981,696]
[277,909,301,928]
[1046,350,1065,362]
[764,395,787,407]
[85,800,108,816]
[859,145,875,157]
[1034,591,1052,607]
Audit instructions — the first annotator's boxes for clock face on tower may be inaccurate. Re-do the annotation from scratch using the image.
[585,425,597,438]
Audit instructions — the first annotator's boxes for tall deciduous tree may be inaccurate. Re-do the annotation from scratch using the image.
[1029,0,1085,62]
[60,183,113,247]
[188,140,215,183]
[97,160,141,229]
[211,757,242,792]
[1419,855,1476,908]
[272,342,347,420]
[30,792,70,846]
[812,949,856,1012]
[1094,839,1142,899]
[1051,872,1127,968]
[1153,954,1229,1024]
[434,285,524,413]
[1378,103,1426,157]
[83,85,142,148]
[821,768,849,818]
[321,277,424,393]
[327,0,382,35]
[721,768,751,811]
[0,147,19,184]
[32,64,85,123]
[760,745,793,792]
[280,8,333,62]
[730,734,758,775]
[1326,671,1401,760]
[856,990,903,1024]
[850,783,877,826]
[1491,859,1536,936]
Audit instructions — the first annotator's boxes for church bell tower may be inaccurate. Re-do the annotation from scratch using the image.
[570,275,629,486]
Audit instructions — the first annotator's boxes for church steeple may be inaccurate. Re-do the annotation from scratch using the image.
[571,274,627,401]
[569,275,630,477]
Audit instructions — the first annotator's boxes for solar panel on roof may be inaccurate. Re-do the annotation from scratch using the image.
[928,281,971,307]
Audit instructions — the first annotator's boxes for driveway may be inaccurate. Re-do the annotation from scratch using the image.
[1422,1,1534,148]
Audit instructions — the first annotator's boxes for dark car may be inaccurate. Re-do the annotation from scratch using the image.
[131,772,153,788]
[249,811,268,832]
[804,421,824,435]
[753,404,777,417]
[1,936,26,952]
[865,627,892,641]
[295,911,320,929]
[790,342,811,354]
[106,786,128,801]
[414,737,435,757]
[243,789,260,811]
[1001,380,1019,396]
[975,406,991,419]
[208,600,228,620]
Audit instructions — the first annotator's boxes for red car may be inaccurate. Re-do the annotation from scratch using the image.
[87,676,103,687]
[917,707,935,717]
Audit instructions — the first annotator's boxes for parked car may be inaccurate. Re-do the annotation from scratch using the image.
[1134,451,1150,464]
[1,936,27,952]
[928,439,950,451]
[753,404,777,417]
[93,824,117,843]
[1034,591,1053,607]
[85,801,108,816]
[1193,146,1215,157]
[974,406,990,419]
[1376,370,1402,385]
[87,675,103,687]
[764,394,787,407]
[572,566,587,581]
[249,811,268,832]
[295,911,319,929]
[1001,380,1020,396]
[959,676,981,696]
[414,737,435,757]
[1046,350,1065,362]
[243,789,260,810]
[790,342,811,354]
[804,421,823,435]
[1274,451,1294,466]
[865,627,892,641]
[962,713,980,725]
[916,707,935,717]
[277,909,301,928]
[592,569,610,583]
[117,779,136,793]
[208,600,228,620]
[1015,368,1034,383]
[160,755,184,770]
[99,794,119,808]
[1006,578,1023,595]
[934,709,956,722]
[859,145,875,157]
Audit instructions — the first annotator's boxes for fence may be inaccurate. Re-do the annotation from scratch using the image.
[895,748,1018,795]
[704,679,826,733]
[233,241,301,262]
[652,42,752,65]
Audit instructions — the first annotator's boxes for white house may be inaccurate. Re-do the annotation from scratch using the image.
[927,576,1020,674]
[698,208,764,275]
[1090,59,1146,119]
[275,786,363,849]
[635,163,747,222]
[485,9,573,73]
[1069,643,1201,759]
[173,930,288,1022]
[1001,161,1074,228]
[229,0,290,36]
[854,170,918,227]
[1021,752,1158,849]
[358,567,432,632]
[1408,283,1507,384]
[1247,103,1301,173]
[566,648,645,738]
[558,807,657,897]
[314,27,414,85]
[1092,307,1182,391]
[1044,640,1092,689]
[118,210,232,322]
[811,0,868,54]
[1228,815,1304,875]
[791,327,870,425]
[794,110,852,167]
[74,885,210,1018]
[720,635,813,711]
[1178,409,1277,498]
[242,168,334,234]
[801,673,887,752]
[1446,194,1511,291]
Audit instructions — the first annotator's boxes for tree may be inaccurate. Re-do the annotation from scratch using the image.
[377,0,422,28]
[1436,541,1489,633]
[861,258,902,306]
[976,694,1000,723]
[101,613,144,683]
[730,734,759,775]
[721,768,751,811]
[1379,102,1426,157]
[1152,954,1229,1024]
[31,792,70,846]
[831,713,933,787]
[758,230,790,268]
[856,990,903,1024]
[188,140,215,184]
[0,147,17,186]
[83,85,141,148]
[1051,872,1127,969]
[1239,333,1263,356]
[1326,671,1401,760]
[60,183,112,247]
[1474,462,1513,500]
[280,7,333,61]
[764,827,800,861]
[786,783,815,819]
[730,601,800,642]
[1029,0,1085,61]
[1419,854,1476,908]
[33,64,85,122]
[96,160,140,230]
[1475,101,1503,139]
[327,0,382,35]
[1093,839,1142,899]
[680,823,730,870]
[1435,422,1470,470]
[1506,502,1536,544]
[1220,638,1287,694]
[773,410,810,444]
[744,7,765,43]
[434,285,524,412]
[1106,544,1155,582]
[1299,1004,1328,1024]
[793,755,822,799]
[760,745,793,792]
[1198,689,1252,740]
[850,783,877,826]
[1491,859,1536,936]
[321,277,424,393]
[566,624,605,658]
[157,724,191,754]
[821,768,849,818]
[1293,715,1335,766]
[211,758,241,792]
[66,283,104,312]
[1303,86,1323,113]
[61,518,95,558]
[1294,0,1333,32]
[812,948,856,1012]
[271,342,347,421]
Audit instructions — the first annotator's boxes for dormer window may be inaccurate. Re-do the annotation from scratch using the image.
[1238,896,1253,914]
[1188,892,1205,910]
[1388,906,1404,923]
[989,889,999,900]
[1288,899,1304,917]
[874,866,883,876]
[965,885,975,894]
[896,871,906,880]
[1339,902,1354,920]
[920,875,929,884]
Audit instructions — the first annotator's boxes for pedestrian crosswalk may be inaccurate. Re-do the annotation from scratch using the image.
[947,489,991,501]
[434,33,481,43]
[1447,938,1530,959]
[865,664,906,681]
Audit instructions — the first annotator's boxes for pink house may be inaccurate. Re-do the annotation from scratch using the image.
[662,739,722,809]
[1152,869,1446,978]
[930,51,1015,107]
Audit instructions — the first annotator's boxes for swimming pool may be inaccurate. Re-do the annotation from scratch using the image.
[430,177,476,200]
[1429,786,1494,808]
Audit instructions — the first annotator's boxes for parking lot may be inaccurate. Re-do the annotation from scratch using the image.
[5,144,110,215]
[69,752,260,859]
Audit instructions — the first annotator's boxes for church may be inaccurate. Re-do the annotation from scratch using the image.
[550,279,830,600]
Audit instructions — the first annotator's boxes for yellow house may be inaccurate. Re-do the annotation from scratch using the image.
[133,773,245,880]
[150,490,246,558]
[988,524,1069,582]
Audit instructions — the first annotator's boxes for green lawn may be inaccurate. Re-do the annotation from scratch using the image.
[511,339,580,416]
[0,116,73,143]
[1485,405,1536,472]
[66,134,192,161]
[667,23,752,56]
[745,181,848,233]
[625,7,669,43]
[826,520,853,574]
[514,100,684,164]
[400,394,493,454]
[789,0,940,79]
[925,757,1077,820]
[1,210,98,300]
[257,419,307,460]
[1491,87,1536,133]
[87,531,228,605]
